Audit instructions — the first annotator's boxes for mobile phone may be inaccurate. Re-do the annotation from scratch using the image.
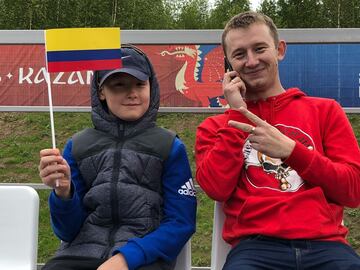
[224,57,233,72]
[224,57,246,99]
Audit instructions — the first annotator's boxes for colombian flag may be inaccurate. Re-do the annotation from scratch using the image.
[45,28,122,73]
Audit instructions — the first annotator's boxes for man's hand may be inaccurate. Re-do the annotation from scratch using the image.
[223,71,247,109]
[229,107,295,159]
[38,148,71,199]
[97,253,129,270]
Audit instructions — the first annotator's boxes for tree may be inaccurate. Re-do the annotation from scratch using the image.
[0,0,358,30]
[207,0,251,29]
[108,0,174,29]
[258,0,281,27]
[321,0,360,28]
[163,0,187,28]
[0,0,176,29]
[277,0,325,28]
[176,0,210,29]
[0,0,34,29]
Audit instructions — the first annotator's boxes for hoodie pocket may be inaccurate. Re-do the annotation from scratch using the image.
[234,187,340,239]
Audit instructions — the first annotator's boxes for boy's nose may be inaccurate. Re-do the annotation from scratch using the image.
[127,88,138,98]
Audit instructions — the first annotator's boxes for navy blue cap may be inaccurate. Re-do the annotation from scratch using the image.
[98,47,151,87]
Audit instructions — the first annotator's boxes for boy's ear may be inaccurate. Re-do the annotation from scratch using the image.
[98,87,106,101]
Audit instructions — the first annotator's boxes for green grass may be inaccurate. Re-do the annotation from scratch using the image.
[0,112,359,266]
[37,190,59,262]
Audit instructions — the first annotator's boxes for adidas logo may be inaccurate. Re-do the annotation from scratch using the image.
[178,178,196,197]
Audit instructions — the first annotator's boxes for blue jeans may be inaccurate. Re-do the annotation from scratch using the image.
[223,235,360,270]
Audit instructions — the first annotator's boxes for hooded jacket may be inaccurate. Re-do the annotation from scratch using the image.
[48,48,196,270]
[196,88,360,246]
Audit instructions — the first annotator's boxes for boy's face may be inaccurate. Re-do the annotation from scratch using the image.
[99,73,150,121]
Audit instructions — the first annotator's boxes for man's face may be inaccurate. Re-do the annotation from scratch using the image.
[225,23,286,98]
[99,73,150,121]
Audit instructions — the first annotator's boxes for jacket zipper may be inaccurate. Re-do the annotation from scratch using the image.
[101,123,124,258]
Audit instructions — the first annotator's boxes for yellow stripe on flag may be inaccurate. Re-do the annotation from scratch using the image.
[45,28,120,51]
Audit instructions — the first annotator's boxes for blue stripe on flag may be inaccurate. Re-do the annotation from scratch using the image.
[47,49,121,62]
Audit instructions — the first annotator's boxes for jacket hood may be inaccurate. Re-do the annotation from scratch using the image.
[244,88,306,123]
[90,48,160,138]
[247,87,306,110]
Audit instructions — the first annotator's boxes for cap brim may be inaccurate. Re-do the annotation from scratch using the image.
[99,68,149,87]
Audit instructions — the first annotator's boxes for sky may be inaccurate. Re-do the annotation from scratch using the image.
[250,0,262,10]
[208,0,262,11]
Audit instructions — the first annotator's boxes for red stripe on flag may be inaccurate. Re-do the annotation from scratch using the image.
[47,59,122,72]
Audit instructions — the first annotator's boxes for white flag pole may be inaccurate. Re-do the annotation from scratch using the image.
[45,72,56,150]
[44,30,59,187]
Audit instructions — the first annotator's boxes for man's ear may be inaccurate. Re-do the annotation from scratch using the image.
[277,40,286,61]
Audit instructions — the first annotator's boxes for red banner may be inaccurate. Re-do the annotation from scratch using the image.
[0,44,226,108]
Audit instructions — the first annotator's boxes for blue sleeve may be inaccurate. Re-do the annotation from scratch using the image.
[116,137,197,270]
[48,139,88,242]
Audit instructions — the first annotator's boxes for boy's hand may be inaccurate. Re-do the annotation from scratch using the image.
[223,71,247,109]
[38,148,71,199]
[97,253,129,270]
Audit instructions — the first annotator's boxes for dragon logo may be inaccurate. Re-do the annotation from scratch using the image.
[160,45,227,107]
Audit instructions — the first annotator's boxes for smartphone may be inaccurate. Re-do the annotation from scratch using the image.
[224,57,233,72]
[224,57,246,99]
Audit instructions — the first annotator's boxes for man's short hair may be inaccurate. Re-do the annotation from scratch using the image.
[222,11,279,56]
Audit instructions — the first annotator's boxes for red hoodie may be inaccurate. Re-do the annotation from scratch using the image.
[196,88,360,246]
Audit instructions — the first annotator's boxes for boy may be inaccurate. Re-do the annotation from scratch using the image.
[39,46,196,270]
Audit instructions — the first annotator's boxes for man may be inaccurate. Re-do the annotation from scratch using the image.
[195,11,360,269]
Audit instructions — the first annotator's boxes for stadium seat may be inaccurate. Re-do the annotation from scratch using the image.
[174,240,192,270]
[211,201,231,270]
[0,186,39,270]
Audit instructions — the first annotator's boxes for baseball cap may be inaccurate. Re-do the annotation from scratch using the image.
[97,47,151,87]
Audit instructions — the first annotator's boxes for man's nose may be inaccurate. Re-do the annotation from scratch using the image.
[245,51,259,67]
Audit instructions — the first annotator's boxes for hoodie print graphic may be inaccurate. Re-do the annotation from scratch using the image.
[244,123,315,192]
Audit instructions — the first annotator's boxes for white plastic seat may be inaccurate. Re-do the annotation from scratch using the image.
[211,201,231,270]
[0,186,39,270]
[174,240,191,270]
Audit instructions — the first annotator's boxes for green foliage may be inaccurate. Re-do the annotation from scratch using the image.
[207,0,251,29]
[321,0,360,28]
[0,0,360,29]
[276,0,324,28]
[192,192,214,266]
[37,190,58,262]
[114,0,172,29]
[257,0,280,26]
[0,0,173,29]
[176,0,210,29]
[259,0,360,28]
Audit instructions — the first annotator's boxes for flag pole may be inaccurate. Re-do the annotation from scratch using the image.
[44,30,59,187]
[45,72,56,150]
[44,27,121,188]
